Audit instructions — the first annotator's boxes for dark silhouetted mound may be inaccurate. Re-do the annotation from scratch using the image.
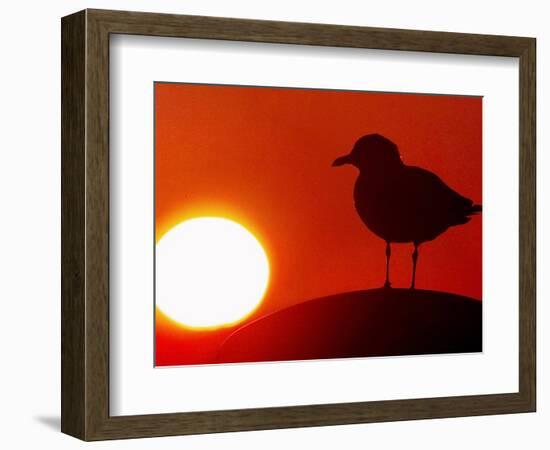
[216,289,481,364]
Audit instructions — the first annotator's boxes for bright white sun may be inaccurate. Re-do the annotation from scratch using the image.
[156,217,270,329]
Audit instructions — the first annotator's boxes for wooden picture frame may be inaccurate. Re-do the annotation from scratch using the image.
[61,8,536,441]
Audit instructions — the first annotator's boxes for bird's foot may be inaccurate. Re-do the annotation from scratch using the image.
[383,281,391,289]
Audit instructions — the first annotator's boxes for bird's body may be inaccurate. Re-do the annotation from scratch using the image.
[354,164,480,245]
[333,133,481,288]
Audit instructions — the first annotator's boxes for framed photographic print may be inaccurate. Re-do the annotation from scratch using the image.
[61,9,536,440]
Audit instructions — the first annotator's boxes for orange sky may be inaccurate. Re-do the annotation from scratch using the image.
[155,82,482,366]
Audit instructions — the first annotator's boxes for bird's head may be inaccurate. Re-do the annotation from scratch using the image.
[332,134,402,171]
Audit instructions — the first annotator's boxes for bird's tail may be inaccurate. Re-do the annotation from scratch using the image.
[468,204,482,215]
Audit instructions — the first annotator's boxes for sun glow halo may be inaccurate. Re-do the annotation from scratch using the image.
[156,217,270,329]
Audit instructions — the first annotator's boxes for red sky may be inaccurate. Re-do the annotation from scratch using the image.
[155,82,482,366]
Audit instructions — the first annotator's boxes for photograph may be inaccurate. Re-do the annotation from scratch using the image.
[154,82,483,367]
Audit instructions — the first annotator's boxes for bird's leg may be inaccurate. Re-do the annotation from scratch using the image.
[384,242,391,288]
[410,243,419,289]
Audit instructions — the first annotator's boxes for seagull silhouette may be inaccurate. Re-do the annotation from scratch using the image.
[333,133,481,289]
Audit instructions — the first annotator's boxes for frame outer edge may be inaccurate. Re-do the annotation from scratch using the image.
[61,10,87,440]
[61,8,537,440]
[84,8,532,57]
[84,9,112,440]
[518,38,536,411]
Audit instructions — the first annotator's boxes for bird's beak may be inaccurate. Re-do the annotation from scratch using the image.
[332,154,352,167]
